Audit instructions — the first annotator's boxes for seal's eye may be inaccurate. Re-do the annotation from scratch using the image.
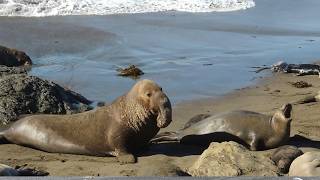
[160,87,163,91]
[146,92,152,97]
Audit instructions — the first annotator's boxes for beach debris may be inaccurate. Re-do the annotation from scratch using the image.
[289,81,312,88]
[0,45,32,67]
[187,141,278,176]
[0,164,49,176]
[271,61,320,76]
[252,61,320,77]
[117,65,144,78]
[271,145,303,174]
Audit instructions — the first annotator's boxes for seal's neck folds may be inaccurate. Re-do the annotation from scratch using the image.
[118,96,152,131]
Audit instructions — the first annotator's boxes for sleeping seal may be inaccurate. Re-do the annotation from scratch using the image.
[152,104,292,151]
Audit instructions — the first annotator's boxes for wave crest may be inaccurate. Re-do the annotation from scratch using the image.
[0,0,255,17]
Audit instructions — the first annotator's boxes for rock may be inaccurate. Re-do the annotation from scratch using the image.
[0,45,32,67]
[0,164,49,176]
[0,164,19,176]
[0,74,92,125]
[0,66,28,77]
[187,141,278,176]
[271,145,303,174]
[117,65,144,78]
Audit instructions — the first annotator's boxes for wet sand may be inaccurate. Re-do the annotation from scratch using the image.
[0,71,319,176]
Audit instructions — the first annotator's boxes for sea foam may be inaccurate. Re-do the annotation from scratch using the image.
[0,0,255,17]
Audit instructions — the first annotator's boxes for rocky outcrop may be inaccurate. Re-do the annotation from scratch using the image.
[0,45,32,67]
[0,74,92,125]
[0,66,28,77]
[187,141,278,176]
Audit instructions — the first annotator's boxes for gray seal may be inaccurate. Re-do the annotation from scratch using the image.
[152,104,292,151]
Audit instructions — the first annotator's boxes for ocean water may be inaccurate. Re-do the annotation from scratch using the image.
[0,0,255,16]
[0,0,320,104]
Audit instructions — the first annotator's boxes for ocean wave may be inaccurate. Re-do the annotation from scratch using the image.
[0,0,255,17]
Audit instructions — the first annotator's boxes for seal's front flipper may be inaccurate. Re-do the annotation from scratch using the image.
[150,131,179,143]
[117,153,136,164]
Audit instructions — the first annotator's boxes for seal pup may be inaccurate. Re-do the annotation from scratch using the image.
[152,104,292,151]
[271,145,303,174]
[0,79,172,164]
[289,151,320,176]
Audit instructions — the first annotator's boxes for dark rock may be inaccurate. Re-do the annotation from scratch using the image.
[0,45,32,67]
[0,164,49,176]
[0,74,92,125]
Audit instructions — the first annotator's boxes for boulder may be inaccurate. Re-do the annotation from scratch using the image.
[0,45,32,67]
[0,74,92,125]
[188,141,278,176]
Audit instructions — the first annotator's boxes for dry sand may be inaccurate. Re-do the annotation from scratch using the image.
[0,72,320,176]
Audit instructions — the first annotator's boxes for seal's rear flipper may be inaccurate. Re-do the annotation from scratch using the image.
[150,132,179,143]
[281,103,292,118]
[0,131,9,144]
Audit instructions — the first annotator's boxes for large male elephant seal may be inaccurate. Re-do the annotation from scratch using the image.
[0,79,172,164]
[152,104,292,151]
[289,151,320,176]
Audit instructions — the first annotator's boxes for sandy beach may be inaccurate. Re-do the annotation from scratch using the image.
[0,71,319,176]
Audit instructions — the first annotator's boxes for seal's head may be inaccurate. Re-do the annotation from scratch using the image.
[128,79,172,128]
[271,103,292,134]
[273,103,292,122]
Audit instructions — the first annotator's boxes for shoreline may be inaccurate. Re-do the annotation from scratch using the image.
[2,2,320,103]
[1,71,319,176]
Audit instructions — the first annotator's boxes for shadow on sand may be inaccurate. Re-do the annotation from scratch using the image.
[288,134,320,149]
[140,132,250,157]
[140,133,320,158]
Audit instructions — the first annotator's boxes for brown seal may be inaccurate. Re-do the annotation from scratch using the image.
[152,104,292,151]
[271,145,303,174]
[0,79,172,164]
[289,151,320,176]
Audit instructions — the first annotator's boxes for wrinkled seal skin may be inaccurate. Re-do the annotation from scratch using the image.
[0,79,172,164]
[152,104,292,151]
[289,151,320,176]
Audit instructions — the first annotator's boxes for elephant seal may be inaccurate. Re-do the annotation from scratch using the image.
[289,151,320,176]
[0,79,172,164]
[152,104,292,151]
[271,145,303,174]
